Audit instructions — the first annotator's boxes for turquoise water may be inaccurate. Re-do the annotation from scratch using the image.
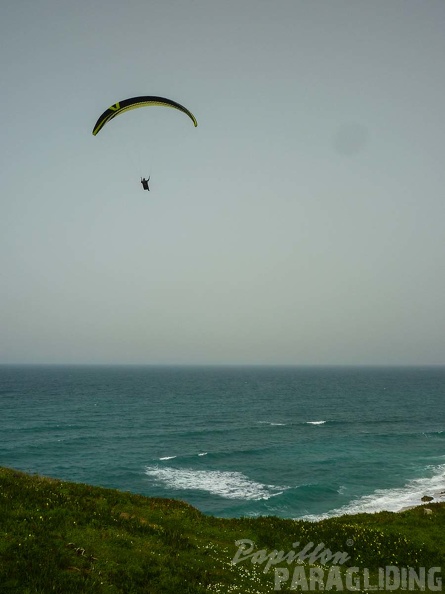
[1,365,444,519]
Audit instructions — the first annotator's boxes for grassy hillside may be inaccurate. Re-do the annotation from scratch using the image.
[0,467,444,593]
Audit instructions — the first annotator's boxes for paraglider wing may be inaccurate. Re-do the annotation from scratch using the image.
[92,96,198,135]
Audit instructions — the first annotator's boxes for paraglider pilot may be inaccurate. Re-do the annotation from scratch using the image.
[141,177,150,191]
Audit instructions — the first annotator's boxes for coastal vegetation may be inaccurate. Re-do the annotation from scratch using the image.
[0,467,444,593]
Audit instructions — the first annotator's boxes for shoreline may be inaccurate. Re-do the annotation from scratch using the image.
[398,488,445,512]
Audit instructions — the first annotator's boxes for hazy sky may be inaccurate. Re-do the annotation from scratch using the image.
[1,0,444,365]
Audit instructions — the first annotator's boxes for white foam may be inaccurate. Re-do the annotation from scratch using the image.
[145,465,287,500]
[301,464,445,521]
[258,421,286,426]
[306,420,326,425]
[198,452,207,456]
[159,456,177,461]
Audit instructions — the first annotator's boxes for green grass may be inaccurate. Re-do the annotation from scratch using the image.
[0,466,443,593]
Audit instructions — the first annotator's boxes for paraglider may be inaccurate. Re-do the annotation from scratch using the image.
[92,96,197,191]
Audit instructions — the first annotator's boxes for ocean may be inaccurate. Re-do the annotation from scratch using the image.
[1,365,444,520]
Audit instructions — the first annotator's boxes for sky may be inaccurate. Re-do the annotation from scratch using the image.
[1,0,444,366]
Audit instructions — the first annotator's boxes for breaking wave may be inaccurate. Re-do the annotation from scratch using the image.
[302,464,445,521]
[145,465,287,501]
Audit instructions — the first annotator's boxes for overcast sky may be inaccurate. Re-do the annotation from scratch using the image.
[1,0,444,365]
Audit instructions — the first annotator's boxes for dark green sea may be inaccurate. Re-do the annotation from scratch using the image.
[1,365,444,519]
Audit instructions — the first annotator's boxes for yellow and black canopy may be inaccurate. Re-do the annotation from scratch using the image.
[92,96,198,135]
